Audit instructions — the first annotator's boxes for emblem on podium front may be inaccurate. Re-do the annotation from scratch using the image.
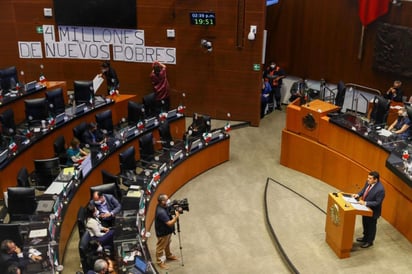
[302,113,316,130]
[330,203,340,225]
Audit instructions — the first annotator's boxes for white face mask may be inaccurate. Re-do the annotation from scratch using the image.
[270,64,275,69]
[97,245,103,252]
[166,199,171,206]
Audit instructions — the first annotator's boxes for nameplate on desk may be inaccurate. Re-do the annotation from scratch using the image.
[29,228,48,238]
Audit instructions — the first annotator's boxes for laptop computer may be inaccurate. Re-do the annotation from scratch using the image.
[167,109,177,119]
[135,256,147,273]
[24,81,37,92]
[55,112,66,125]
[144,117,157,129]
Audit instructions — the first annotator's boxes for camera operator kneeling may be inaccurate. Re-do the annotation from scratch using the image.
[155,194,180,270]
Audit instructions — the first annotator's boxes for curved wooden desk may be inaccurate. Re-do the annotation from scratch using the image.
[281,100,412,243]
[0,94,136,198]
[0,81,67,124]
[57,118,230,262]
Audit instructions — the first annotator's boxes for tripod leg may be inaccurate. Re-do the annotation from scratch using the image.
[176,219,184,266]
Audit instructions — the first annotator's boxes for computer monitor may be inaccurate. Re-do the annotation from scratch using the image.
[370,96,391,126]
[127,101,145,124]
[7,187,37,217]
[0,223,23,248]
[33,157,61,188]
[25,97,48,125]
[0,66,18,91]
[46,87,66,115]
[74,80,94,105]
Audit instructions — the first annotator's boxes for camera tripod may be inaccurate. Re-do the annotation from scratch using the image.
[176,218,184,266]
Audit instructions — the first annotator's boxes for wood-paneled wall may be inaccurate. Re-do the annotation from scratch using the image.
[266,0,412,97]
[0,0,265,126]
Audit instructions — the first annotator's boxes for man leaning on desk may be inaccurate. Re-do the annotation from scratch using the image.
[90,191,121,227]
[0,239,42,273]
[351,171,385,248]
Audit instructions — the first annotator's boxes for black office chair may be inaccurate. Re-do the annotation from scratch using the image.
[95,109,114,135]
[73,121,88,144]
[7,187,37,222]
[46,87,66,115]
[158,120,183,150]
[143,92,156,118]
[335,81,346,108]
[54,135,68,166]
[0,66,18,91]
[77,206,87,238]
[127,101,145,124]
[78,230,93,273]
[16,167,30,187]
[24,98,48,127]
[118,147,146,187]
[0,109,17,136]
[138,132,156,165]
[370,96,391,126]
[101,169,124,198]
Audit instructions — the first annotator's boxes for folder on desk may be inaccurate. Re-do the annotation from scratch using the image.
[36,200,55,213]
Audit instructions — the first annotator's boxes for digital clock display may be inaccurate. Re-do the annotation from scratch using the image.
[190,12,216,26]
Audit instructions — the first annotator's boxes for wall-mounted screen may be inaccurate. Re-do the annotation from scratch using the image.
[53,0,137,29]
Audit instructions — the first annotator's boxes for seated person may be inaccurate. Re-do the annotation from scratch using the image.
[188,113,207,137]
[87,258,110,274]
[82,122,105,147]
[388,108,412,140]
[85,240,114,274]
[0,240,42,272]
[66,137,89,166]
[289,79,307,103]
[85,204,115,250]
[89,191,121,227]
[261,79,272,118]
[384,80,403,102]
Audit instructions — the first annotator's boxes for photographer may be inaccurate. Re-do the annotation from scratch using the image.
[154,194,179,270]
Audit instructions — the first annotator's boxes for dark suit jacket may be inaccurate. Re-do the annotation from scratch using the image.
[0,251,30,272]
[82,130,103,146]
[358,181,385,219]
[89,194,121,217]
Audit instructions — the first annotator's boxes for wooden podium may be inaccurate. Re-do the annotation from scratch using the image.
[325,192,372,258]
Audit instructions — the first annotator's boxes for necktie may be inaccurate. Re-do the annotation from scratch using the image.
[362,184,372,200]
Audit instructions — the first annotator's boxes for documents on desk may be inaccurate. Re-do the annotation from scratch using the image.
[342,195,370,211]
[377,128,393,137]
[44,181,68,195]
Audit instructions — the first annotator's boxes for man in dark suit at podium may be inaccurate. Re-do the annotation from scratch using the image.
[352,171,385,248]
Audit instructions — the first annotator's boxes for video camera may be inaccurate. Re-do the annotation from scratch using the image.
[168,198,189,215]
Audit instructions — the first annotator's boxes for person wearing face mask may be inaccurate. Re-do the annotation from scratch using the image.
[99,61,120,96]
[89,191,121,227]
[85,240,114,274]
[85,204,115,251]
[263,61,286,111]
[154,194,180,270]
[387,107,412,140]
